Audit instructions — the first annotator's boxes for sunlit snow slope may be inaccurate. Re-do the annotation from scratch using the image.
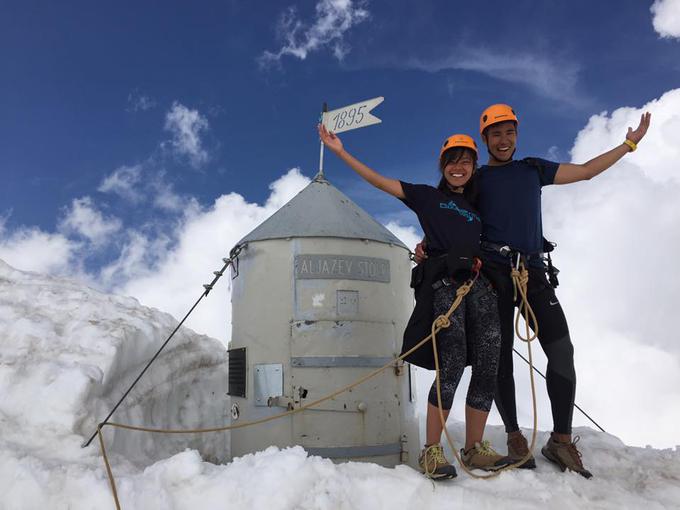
[0,260,678,510]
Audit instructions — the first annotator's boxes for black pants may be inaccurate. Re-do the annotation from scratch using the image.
[427,274,501,412]
[483,259,576,434]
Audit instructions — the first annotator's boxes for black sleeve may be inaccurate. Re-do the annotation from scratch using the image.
[399,181,434,213]
[522,157,560,186]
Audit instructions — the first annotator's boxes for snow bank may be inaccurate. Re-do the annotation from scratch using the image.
[1,259,679,509]
[0,258,229,499]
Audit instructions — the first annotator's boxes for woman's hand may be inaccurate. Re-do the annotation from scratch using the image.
[626,112,652,145]
[318,124,344,154]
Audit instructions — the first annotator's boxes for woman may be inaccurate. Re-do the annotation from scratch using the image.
[318,124,510,480]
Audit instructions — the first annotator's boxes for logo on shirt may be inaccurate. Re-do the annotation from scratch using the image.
[439,201,481,223]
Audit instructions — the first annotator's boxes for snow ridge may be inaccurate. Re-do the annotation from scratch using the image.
[1,259,679,509]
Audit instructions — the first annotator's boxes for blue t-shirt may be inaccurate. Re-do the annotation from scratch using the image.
[475,158,559,255]
[399,181,482,256]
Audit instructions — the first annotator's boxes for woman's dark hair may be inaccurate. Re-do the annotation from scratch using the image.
[436,146,479,205]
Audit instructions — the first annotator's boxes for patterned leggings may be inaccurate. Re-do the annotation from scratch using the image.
[427,274,502,412]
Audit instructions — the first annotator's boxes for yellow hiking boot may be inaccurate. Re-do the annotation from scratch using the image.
[461,440,513,471]
[418,444,457,480]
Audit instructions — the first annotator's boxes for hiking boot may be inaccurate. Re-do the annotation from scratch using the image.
[460,440,513,471]
[418,444,457,480]
[507,430,536,469]
[541,434,593,479]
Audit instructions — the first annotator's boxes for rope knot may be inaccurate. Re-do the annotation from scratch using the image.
[433,315,450,329]
[456,282,472,296]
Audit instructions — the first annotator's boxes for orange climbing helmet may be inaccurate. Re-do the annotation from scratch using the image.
[439,134,478,158]
[479,104,519,135]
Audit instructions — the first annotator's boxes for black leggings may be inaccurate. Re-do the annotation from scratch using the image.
[483,260,576,434]
[427,274,501,412]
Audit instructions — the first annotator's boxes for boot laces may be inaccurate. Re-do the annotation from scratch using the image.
[564,436,585,468]
[476,440,500,457]
[423,444,447,475]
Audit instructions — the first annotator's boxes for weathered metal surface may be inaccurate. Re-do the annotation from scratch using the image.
[290,356,394,368]
[238,178,407,248]
[229,204,419,468]
[295,254,390,283]
[336,290,359,316]
[253,363,283,407]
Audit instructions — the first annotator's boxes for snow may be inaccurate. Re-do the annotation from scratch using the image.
[1,258,679,510]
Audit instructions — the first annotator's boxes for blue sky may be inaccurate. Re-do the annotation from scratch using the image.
[2,0,678,236]
[2,1,680,448]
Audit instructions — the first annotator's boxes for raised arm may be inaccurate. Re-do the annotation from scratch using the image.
[554,112,651,185]
[318,124,405,199]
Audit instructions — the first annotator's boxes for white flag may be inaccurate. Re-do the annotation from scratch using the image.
[322,97,384,134]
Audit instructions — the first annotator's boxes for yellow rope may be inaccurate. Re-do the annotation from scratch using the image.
[431,261,538,479]
[512,265,538,342]
[510,261,539,467]
[96,279,473,508]
[95,262,541,507]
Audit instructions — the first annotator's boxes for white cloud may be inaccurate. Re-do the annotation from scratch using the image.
[99,164,192,213]
[99,230,172,286]
[98,164,143,202]
[259,0,369,68]
[150,171,195,212]
[126,89,156,112]
[384,221,421,253]
[1,167,311,344]
[59,197,122,246]
[114,168,311,343]
[0,226,78,274]
[264,167,311,210]
[571,89,680,184]
[535,88,680,447]
[545,145,562,161]
[402,48,583,107]
[651,0,680,38]
[163,102,210,168]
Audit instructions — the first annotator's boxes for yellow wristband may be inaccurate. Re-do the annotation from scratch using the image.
[623,139,637,152]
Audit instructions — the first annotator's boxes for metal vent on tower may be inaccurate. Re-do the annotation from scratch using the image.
[227,347,246,398]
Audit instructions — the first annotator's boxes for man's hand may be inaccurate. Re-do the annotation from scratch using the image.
[414,241,428,264]
[555,111,652,185]
[626,112,652,145]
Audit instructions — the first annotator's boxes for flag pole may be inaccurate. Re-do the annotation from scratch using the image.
[317,102,328,180]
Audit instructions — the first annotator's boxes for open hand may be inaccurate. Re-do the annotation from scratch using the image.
[318,124,344,154]
[626,112,651,145]
[414,241,428,264]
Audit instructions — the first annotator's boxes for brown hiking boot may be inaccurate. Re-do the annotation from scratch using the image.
[460,440,513,471]
[418,444,457,480]
[507,430,536,469]
[541,434,593,479]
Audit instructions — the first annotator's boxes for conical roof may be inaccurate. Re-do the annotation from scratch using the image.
[238,175,408,249]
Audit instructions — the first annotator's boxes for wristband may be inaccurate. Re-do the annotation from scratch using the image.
[623,139,637,152]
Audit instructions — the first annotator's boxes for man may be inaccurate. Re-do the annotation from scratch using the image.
[416,104,651,477]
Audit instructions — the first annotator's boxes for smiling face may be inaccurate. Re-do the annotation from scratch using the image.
[482,120,518,164]
[440,147,476,190]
